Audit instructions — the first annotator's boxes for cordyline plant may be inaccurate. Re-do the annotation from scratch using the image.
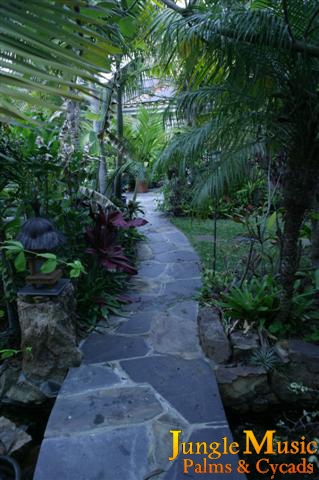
[85,207,147,275]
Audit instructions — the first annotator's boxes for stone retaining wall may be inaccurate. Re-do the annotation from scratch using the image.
[199,307,319,413]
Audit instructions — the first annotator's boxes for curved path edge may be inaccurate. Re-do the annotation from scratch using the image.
[34,192,243,480]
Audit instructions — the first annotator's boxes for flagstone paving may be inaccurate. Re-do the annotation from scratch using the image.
[34,192,243,480]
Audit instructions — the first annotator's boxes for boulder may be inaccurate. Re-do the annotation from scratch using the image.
[4,372,47,404]
[17,282,82,385]
[288,339,319,375]
[215,364,279,413]
[198,307,231,363]
[0,416,32,455]
[0,364,19,398]
[230,331,259,362]
[270,340,319,404]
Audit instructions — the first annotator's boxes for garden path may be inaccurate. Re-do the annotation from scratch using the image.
[34,191,242,480]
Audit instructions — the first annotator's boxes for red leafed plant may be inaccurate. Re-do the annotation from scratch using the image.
[85,207,147,275]
[107,211,148,229]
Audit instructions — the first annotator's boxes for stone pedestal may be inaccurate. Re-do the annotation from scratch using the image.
[17,283,82,385]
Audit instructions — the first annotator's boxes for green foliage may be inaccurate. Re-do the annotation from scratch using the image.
[153,0,319,193]
[122,106,167,184]
[161,170,268,219]
[216,175,267,218]
[76,260,129,330]
[269,286,319,336]
[1,241,85,279]
[250,348,279,372]
[1,240,24,255]
[175,213,319,339]
[0,0,126,123]
[0,346,32,360]
[304,327,319,344]
[291,287,319,323]
[0,0,150,350]
[201,269,235,301]
[160,175,194,216]
[217,276,280,324]
[67,260,86,279]
[125,200,145,220]
[14,252,26,272]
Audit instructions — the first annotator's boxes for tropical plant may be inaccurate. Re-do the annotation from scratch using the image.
[121,106,166,198]
[0,1,152,346]
[87,7,154,196]
[251,347,279,372]
[0,346,32,360]
[0,0,125,123]
[153,0,319,321]
[85,206,147,274]
[160,170,194,216]
[218,275,281,324]
[76,260,130,329]
[201,268,235,301]
[125,200,145,220]
[1,240,85,278]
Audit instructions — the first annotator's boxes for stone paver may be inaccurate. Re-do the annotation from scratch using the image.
[59,364,121,395]
[82,332,149,363]
[121,355,225,423]
[34,191,243,480]
[46,385,163,436]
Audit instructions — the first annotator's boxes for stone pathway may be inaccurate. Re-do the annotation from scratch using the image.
[34,192,242,480]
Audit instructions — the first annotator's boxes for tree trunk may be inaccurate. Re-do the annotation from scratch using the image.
[0,231,20,340]
[114,70,123,199]
[278,163,318,321]
[59,97,81,197]
[132,180,138,202]
[98,137,107,195]
[311,188,319,269]
[279,203,305,320]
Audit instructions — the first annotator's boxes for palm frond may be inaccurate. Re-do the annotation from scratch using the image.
[192,142,265,205]
[0,0,123,122]
[153,0,319,208]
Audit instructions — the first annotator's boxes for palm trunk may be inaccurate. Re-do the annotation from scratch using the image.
[212,201,217,276]
[89,84,109,195]
[0,231,19,340]
[311,189,319,269]
[98,137,107,195]
[132,180,138,202]
[59,97,81,197]
[279,203,305,320]
[114,70,123,199]
[278,163,318,321]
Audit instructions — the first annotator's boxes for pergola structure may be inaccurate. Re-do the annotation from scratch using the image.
[123,77,174,117]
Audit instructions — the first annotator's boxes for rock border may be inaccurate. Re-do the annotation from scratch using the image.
[198,305,319,413]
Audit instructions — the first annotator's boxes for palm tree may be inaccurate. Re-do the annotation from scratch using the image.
[85,2,153,196]
[153,0,319,321]
[122,106,166,199]
[0,0,150,198]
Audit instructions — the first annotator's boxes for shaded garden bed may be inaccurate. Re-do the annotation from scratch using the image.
[228,408,319,479]
[0,400,54,479]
